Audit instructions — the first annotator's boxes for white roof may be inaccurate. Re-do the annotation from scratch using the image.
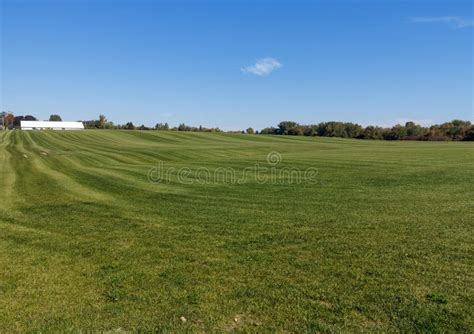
[21,121,84,129]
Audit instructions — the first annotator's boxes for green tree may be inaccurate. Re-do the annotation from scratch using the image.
[464,126,474,141]
[278,121,298,135]
[123,122,135,130]
[5,113,15,129]
[405,121,423,138]
[288,126,304,136]
[49,114,62,122]
[447,120,471,140]
[178,123,189,131]
[362,126,384,139]
[344,123,363,138]
[155,123,169,130]
[246,127,255,134]
[260,127,277,135]
[383,124,406,140]
[99,115,107,128]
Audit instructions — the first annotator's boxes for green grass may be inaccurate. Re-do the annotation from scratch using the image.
[0,130,473,332]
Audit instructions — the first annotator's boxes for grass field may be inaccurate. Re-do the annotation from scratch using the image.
[0,130,473,332]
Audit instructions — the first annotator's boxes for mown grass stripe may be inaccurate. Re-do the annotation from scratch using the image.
[0,130,472,332]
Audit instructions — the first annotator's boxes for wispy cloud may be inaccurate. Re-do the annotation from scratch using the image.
[242,58,282,76]
[409,16,473,29]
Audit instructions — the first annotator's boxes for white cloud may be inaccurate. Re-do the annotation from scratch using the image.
[242,58,282,76]
[410,16,473,29]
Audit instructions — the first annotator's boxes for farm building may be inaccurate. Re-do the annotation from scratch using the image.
[21,121,85,131]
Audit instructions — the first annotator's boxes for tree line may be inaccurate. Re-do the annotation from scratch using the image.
[82,116,222,132]
[260,120,473,141]
[1,111,472,141]
[0,112,64,128]
[0,112,223,132]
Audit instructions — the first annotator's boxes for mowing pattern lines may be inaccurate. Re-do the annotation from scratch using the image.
[0,131,17,209]
[0,130,473,332]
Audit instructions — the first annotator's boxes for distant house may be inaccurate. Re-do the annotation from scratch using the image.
[20,121,85,131]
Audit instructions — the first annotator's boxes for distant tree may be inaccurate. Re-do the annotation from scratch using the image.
[98,115,107,128]
[361,126,384,140]
[303,126,317,136]
[123,122,135,130]
[424,125,449,141]
[464,126,474,141]
[260,127,278,135]
[5,113,15,129]
[315,122,363,138]
[246,127,254,134]
[0,111,9,129]
[345,123,363,138]
[446,120,471,140]
[383,124,406,140]
[155,122,169,130]
[257,119,471,141]
[13,116,25,127]
[288,126,304,136]
[82,120,98,129]
[49,114,62,122]
[103,121,115,129]
[278,121,298,135]
[170,123,222,132]
[24,115,37,121]
[178,123,189,131]
[404,121,423,139]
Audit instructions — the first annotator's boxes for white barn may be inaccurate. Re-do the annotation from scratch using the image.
[21,121,85,131]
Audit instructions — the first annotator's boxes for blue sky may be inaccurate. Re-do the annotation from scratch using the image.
[1,0,472,130]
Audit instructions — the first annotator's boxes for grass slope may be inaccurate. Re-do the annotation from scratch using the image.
[0,130,473,332]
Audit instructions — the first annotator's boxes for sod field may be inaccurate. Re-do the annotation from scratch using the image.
[0,130,472,332]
